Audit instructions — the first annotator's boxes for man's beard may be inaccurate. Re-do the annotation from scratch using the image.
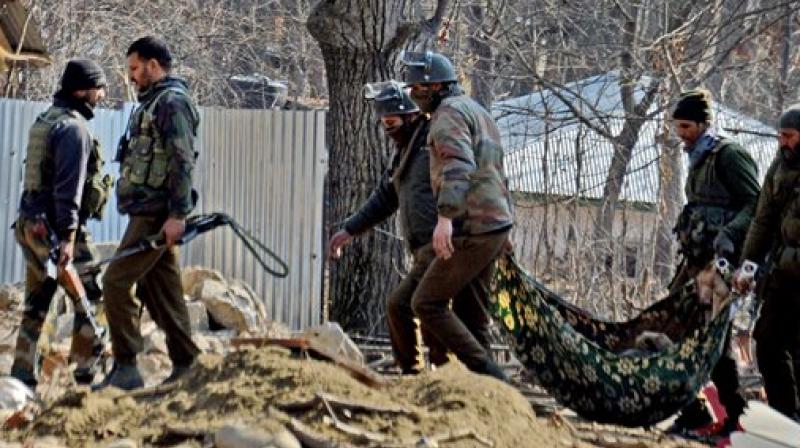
[781,143,800,164]
[135,68,154,92]
[386,117,416,147]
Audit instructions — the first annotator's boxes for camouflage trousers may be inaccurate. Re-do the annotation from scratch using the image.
[10,216,103,387]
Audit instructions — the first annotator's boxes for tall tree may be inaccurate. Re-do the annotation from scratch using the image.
[307,0,448,334]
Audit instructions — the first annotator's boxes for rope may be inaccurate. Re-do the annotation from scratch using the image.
[223,215,289,278]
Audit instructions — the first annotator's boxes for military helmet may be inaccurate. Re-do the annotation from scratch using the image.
[401,51,457,84]
[363,81,419,117]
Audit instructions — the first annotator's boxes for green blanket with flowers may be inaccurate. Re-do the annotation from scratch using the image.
[488,254,734,427]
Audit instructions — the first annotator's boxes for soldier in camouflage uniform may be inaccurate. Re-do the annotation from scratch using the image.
[734,106,800,420]
[667,90,759,438]
[329,81,491,373]
[10,59,112,388]
[94,37,200,391]
[402,51,513,381]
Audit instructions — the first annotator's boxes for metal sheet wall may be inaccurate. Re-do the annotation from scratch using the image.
[0,99,326,330]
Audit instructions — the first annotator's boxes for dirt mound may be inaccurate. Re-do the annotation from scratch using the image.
[14,347,571,447]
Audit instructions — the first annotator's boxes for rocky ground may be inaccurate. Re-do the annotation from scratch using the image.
[0,267,709,448]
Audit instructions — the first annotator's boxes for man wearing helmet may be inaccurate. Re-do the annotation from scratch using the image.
[329,81,491,373]
[734,105,800,420]
[402,51,514,381]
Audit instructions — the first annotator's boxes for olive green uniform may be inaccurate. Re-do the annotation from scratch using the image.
[670,135,759,431]
[741,152,800,418]
[103,76,200,368]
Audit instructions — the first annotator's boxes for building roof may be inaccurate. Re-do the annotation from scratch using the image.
[0,0,49,66]
[493,73,777,204]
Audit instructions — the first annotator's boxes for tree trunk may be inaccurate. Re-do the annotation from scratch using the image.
[777,6,794,116]
[654,133,683,286]
[465,3,493,109]
[593,80,660,258]
[307,0,445,335]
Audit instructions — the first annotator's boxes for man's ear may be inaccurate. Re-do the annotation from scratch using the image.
[147,58,162,75]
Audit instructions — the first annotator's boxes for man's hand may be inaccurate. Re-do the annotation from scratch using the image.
[328,230,353,259]
[162,217,186,248]
[502,237,513,254]
[732,260,759,294]
[433,216,454,260]
[57,240,75,271]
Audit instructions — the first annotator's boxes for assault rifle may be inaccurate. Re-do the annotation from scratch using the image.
[37,217,105,344]
[79,213,289,278]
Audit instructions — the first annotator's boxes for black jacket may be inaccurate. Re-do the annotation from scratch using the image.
[344,116,437,251]
[19,94,94,240]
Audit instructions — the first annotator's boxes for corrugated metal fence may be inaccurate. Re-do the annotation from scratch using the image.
[0,99,327,330]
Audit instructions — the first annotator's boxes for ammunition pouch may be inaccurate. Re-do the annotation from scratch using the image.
[674,204,735,263]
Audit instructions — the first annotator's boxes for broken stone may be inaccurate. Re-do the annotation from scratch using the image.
[0,441,23,448]
[0,377,34,411]
[186,301,210,332]
[303,322,364,366]
[181,266,226,299]
[0,285,22,312]
[142,322,167,355]
[194,333,226,354]
[138,352,172,387]
[198,279,259,333]
[18,437,64,448]
[103,438,138,448]
[214,422,301,448]
[261,321,292,339]
[53,312,74,344]
[0,353,14,377]
[229,280,269,324]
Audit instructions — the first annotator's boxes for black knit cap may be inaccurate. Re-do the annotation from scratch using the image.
[672,89,713,123]
[60,59,107,93]
[779,105,800,130]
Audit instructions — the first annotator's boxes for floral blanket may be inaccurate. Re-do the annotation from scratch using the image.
[488,254,734,426]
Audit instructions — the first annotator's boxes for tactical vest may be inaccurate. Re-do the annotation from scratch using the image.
[23,106,113,221]
[684,138,737,208]
[676,139,738,261]
[119,87,194,190]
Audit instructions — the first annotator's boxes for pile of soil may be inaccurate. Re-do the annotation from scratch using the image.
[10,347,573,447]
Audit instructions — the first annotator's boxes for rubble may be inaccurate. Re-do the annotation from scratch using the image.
[0,266,712,448]
[183,267,268,334]
[214,422,301,448]
[0,377,35,411]
[6,348,571,447]
[303,322,364,366]
[0,285,22,312]
[180,266,226,299]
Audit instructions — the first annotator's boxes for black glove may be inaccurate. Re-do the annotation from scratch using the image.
[713,231,735,259]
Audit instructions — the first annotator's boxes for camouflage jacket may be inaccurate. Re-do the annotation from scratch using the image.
[116,76,199,218]
[741,153,800,269]
[427,92,513,235]
[676,136,760,263]
[344,116,437,251]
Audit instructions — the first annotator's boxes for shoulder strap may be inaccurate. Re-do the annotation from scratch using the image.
[145,86,187,116]
[710,138,739,196]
